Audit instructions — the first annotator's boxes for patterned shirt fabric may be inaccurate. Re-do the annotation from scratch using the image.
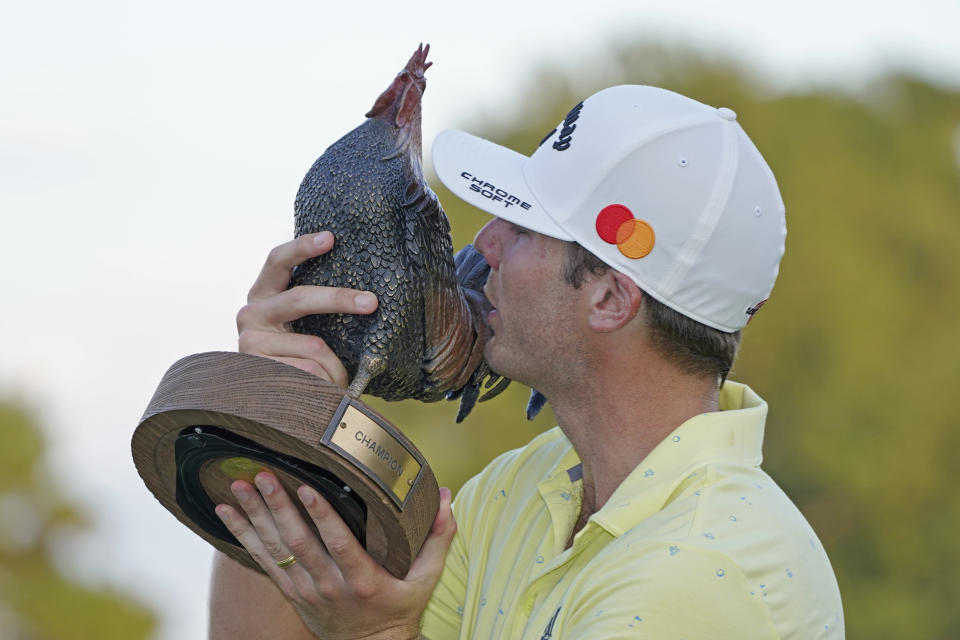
[421,382,844,639]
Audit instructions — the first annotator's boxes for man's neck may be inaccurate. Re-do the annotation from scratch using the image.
[547,352,720,541]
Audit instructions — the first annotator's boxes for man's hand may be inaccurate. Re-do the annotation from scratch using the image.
[213,233,453,638]
[236,231,378,387]
[215,472,456,639]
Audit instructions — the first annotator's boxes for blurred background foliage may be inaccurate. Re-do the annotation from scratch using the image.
[365,43,960,639]
[2,41,957,639]
[0,402,155,639]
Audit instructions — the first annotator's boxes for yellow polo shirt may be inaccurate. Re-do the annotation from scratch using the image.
[422,382,844,639]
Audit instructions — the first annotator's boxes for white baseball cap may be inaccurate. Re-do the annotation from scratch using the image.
[432,85,786,332]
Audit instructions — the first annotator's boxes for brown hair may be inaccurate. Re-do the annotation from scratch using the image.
[562,242,741,384]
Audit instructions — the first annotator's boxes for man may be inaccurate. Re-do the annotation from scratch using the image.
[210,85,844,638]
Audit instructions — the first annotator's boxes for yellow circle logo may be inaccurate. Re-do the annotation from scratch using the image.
[595,204,655,259]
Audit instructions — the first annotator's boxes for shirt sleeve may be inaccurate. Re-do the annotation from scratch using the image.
[421,521,468,639]
[559,544,779,639]
[421,430,567,640]
[421,478,483,640]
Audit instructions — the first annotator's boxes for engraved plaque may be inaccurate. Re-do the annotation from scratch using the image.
[323,398,424,509]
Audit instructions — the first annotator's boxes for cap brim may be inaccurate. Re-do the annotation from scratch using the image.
[432,130,573,241]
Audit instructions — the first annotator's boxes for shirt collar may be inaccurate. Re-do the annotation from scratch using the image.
[588,381,768,537]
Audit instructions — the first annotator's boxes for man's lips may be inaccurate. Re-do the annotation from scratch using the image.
[482,283,497,308]
[481,284,498,331]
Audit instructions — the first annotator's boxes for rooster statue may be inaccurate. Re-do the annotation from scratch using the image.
[290,44,528,422]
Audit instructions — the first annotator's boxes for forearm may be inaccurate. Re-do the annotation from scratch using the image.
[209,552,430,640]
[209,551,316,640]
[209,551,430,639]
[209,479,454,640]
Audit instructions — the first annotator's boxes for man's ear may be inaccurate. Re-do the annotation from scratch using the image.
[588,270,643,332]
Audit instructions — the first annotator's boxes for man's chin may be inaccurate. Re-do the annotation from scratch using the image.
[483,339,511,380]
[483,338,498,368]
[485,355,531,392]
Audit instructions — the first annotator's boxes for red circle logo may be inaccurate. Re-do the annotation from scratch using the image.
[595,204,655,259]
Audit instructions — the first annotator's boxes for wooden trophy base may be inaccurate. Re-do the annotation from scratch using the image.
[131,352,439,579]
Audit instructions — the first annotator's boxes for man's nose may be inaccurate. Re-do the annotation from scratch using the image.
[473,219,505,270]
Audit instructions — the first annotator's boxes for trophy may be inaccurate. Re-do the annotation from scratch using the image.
[131,45,504,578]
[132,352,440,578]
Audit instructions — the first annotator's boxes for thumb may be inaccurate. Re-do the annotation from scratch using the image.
[405,487,456,585]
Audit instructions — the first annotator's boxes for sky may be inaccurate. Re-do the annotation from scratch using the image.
[2,0,959,637]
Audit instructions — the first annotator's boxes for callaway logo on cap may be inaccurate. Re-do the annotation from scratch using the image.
[432,85,786,332]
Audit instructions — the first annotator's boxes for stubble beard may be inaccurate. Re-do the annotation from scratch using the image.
[484,323,571,396]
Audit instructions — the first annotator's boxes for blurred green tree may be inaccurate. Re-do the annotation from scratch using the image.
[365,44,960,639]
[0,401,155,639]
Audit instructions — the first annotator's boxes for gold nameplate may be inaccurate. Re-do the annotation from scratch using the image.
[322,398,423,509]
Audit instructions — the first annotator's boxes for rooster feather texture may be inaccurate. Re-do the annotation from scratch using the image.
[289,45,515,422]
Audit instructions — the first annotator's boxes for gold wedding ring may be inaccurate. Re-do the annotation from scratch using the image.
[276,554,297,569]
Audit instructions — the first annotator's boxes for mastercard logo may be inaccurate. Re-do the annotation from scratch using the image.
[595,204,655,259]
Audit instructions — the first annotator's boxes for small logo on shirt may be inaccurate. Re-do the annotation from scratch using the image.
[541,606,562,640]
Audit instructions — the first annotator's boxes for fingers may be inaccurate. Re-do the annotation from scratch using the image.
[216,473,450,636]
[405,487,457,585]
[216,475,341,599]
[251,474,340,580]
[248,232,334,302]
[237,330,350,387]
[238,285,378,331]
[214,494,303,595]
[214,502,286,570]
[297,485,376,581]
[236,249,379,387]
[224,480,299,565]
